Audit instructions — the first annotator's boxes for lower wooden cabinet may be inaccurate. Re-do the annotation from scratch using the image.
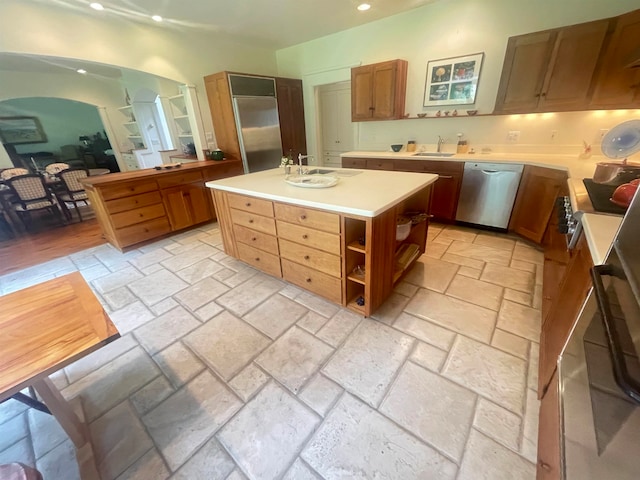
[537,370,561,480]
[161,182,212,231]
[510,165,567,243]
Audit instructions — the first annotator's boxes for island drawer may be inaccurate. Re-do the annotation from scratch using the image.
[111,203,167,229]
[227,193,274,217]
[100,180,158,200]
[237,243,282,278]
[279,239,341,277]
[105,191,163,215]
[230,208,277,235]
[281,259,342,304]
[117,217,171,247]
[274,204,340,233]
[233,224,279,255]
[156,170,204,189]
[276,221,341,255]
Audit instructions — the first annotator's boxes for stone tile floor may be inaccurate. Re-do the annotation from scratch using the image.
[0,222,542,479]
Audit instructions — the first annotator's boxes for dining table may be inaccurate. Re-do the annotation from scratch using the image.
[0,272,120,479]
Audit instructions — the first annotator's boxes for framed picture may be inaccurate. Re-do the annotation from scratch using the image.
[423,53,484,107]
[0,116,48,145]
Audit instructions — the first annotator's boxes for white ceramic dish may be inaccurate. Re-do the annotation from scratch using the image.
[602,119,640,159]
[285,174,339,188]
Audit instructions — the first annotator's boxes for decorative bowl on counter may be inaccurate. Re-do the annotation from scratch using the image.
[391,144,403,152]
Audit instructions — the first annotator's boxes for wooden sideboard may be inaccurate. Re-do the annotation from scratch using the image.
[83,160,243,250]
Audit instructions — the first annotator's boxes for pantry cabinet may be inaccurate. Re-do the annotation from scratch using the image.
[351,59,408,121]
[495,19,609,113]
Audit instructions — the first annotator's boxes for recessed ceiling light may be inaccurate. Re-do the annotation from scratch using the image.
[151,15,163,22]
[357,3,371,11]
[76,69,87,74]
[89,3,104,11]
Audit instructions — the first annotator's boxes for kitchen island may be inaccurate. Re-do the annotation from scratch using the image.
[206,168,437,316]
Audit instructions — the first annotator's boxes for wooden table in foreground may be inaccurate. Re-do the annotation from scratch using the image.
[0,272,120,479]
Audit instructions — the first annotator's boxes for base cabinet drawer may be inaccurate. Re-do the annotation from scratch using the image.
[117,217,171,247]
[281,259,342,304]
[233,224,279,255]
[237,243,282,278]
[230,208,277,235]
[111,203,166,229]
[276,221,341,255]
[274,204,340,233]
[279,238,341,277]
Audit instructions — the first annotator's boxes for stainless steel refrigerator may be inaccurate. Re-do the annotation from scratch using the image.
[229,74,283,173]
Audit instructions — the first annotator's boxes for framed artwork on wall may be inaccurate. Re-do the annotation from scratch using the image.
[0,116,48,145]
[423,53,484,107]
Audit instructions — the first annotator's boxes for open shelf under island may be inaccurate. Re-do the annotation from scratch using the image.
[206,168,437,316]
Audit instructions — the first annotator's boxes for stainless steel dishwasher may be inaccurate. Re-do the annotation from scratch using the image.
[455,162,524,229]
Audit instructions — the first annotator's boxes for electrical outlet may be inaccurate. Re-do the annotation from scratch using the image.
[507,130,521,143]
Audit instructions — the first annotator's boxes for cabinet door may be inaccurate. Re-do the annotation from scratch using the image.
[538,20,609,111]
[351,65,374,120]
[537,370,560,480]
[539,234,592,396]
[494,31,556,113]
[590,9,640,108]
[276,77,307,159]
[162,183,212,231]
[509,166,567,244]
[204,72,242,162]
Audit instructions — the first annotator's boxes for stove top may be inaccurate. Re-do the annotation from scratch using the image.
[582,179,627,215]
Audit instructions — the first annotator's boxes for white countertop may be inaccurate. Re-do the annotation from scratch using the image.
[581,213,622,265]
[205,168,438,218]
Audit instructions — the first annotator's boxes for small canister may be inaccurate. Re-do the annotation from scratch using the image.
[407,140,417,153]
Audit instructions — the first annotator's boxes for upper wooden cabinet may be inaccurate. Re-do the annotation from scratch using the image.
[351,60,408,121]
[509,165,567,244]
[495,20,609,113]
[590,9,640,108]
[203,72,307,163]
[275,77,307,159]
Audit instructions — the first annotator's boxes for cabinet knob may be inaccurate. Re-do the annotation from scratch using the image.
[302,234,308,239]
[305,277,312,283]
[304,255,310,260]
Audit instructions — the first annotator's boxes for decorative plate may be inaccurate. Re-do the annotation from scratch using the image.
[284,174,339,188]
[601,119,640,159]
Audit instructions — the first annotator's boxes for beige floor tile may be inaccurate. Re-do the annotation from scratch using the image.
[457,430,535,480]
[410,341,448,372]
[447,240,512,267]
[473,398,522,452]
[403,256,458,293]
[443,336,527,414]
[216,274,285,317]
[405,289,497,344]
[243,294,308,339]
[174,277,230,311]
[380,362,477,461]
[323,320,414,407]
[256,326,333,394]
[218,382,320,480]
[299,374,343,417]
[114,448,170,480]
[481,263,534,293]
[492,329,530,360]
[302,394,457,479]
[91,401,153,480]
[171,438,235,480]
[316,309,362,347]
[153,342,205,388]
[229,363,270,402]
[393,312,456,351]
[142,371,242,471]
[128,269,189,307]
[446,275,504,311]
[473,233,516,252]
[184,311,270,380]
[134,306,201,355]
[497,299,541,342]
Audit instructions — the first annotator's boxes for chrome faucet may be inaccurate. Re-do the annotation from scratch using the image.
[437,136,445,153]
[297,153,309,174]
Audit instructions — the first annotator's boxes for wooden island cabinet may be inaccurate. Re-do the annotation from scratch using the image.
[83,160,243,250]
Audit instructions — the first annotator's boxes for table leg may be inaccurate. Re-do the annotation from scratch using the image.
[32,378,101,480]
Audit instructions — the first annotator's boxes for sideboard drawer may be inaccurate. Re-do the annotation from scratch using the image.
[117,217,171,247]
[274,204,340,233]
[230,208,277,235]
[237,243,282,278]
[281,259,342,304]
[227,193,274,217]
[100,180,158,200]
[111,203,166,229]
[233,224,279,255]
[279,239,341,277]
[105,191,163,215]
[276,221,341,255]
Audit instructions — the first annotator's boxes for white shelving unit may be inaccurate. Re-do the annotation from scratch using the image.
[117,106,146,150]
[166,85,207,161]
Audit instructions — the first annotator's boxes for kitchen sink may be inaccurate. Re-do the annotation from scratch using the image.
[413,152,455,157]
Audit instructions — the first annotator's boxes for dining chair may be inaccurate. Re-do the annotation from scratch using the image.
[0,168,29,181]
[5,174,65,230]
[56,168,89,221]
[44,162,69,175]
